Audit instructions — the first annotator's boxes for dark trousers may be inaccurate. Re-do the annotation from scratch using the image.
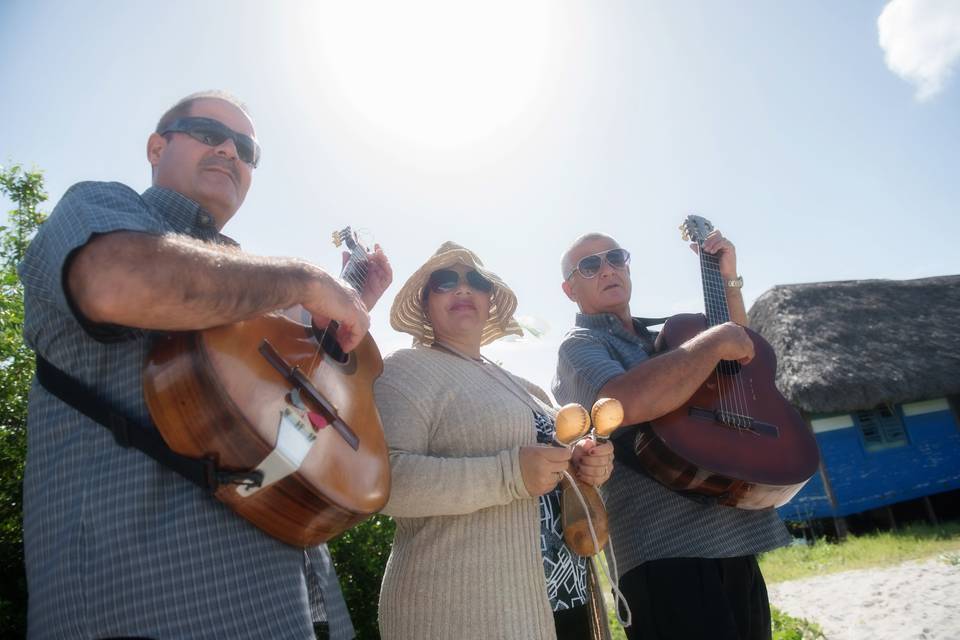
[554,604,592,640]
[618,556,772,640]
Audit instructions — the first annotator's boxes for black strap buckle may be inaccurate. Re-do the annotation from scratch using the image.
[210,467,264,491]
[108,413,132,448]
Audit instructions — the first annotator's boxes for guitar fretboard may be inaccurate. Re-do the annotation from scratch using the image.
[341,243,369,294]
[699,249,730,327]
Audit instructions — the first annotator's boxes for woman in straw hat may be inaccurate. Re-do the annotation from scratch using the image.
[374,241,614,640]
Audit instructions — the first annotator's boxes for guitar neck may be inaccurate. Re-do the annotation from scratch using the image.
[699,248,730,327]
[340,246,369,294]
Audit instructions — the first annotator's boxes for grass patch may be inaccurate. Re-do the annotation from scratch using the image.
[759,521,960,584]
[595,522,960,637]
[606,603,627,640]
[771,606,825,640]
[596,555,821,640]
[597,554,627,639]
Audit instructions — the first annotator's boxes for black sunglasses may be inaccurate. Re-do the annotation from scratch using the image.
[566,248,631,280]
[427,269,494,294]
[160,117,261,168]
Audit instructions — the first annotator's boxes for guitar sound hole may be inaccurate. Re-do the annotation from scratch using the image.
[314,321,349,365]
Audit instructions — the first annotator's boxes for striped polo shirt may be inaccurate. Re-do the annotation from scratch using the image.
[552,312,791,579]
[19,182,354,639]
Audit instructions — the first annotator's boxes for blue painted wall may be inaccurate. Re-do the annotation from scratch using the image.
[777,404,960,521]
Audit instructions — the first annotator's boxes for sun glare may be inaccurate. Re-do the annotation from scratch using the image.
[300,1,555,149]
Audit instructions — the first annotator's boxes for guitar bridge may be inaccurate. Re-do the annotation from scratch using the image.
[258,339,361,450]
[689,406,779,438]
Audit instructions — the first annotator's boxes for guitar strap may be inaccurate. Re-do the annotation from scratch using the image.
[609,315,724,506]
[606,315,667,473]
[34,355,261,492]
[609,423,645,472]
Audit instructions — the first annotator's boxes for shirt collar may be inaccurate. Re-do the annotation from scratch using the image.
[574,311,654,343]
[574,311,621,331]
[141,186,218,235]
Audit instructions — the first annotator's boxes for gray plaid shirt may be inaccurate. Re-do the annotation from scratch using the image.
[19,182,354,639]
[552,312,791,579]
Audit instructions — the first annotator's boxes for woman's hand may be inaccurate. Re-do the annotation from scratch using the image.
[519,445,573,496]
[571,439,614,487]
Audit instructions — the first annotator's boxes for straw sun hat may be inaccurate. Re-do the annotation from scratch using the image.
[390,241,524,346]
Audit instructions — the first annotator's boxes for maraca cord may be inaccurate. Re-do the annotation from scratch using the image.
[560,469,632,628]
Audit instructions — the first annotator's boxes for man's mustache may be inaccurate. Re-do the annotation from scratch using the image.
[200,157,240,184]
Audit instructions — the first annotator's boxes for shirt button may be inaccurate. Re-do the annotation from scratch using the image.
[198,212,213,226]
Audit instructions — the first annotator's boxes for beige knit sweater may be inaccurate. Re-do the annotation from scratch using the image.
[374,346,557,640]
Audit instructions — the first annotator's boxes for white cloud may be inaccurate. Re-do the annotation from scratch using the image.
[878,0,960,100]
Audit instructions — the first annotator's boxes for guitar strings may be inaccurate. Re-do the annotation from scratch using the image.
[710,251,752,430]
[291,233,373,430]
[307,233,372,374]
[701,253,738,425]
[704,252,750,430]
[716,252,753,431]
[699,248,752,432]
[699,248,733,427]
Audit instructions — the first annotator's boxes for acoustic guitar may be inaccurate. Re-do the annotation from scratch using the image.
[144,227,390,546]
[634,215,819,509]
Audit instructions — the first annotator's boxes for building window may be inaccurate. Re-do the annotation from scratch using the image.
[854,404,908,452]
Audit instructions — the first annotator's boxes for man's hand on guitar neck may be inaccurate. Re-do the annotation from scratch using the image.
[341,243,393,311]
[690,229,748,326]
[691,229,737,279]
[300,267,371,353]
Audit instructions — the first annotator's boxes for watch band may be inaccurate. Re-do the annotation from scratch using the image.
[725,275,744,289]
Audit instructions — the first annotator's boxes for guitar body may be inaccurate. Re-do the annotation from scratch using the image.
[144,312,390,547]
[637,312,820,509]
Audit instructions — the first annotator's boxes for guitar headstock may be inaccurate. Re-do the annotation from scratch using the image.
[331,227,363,252]
[679,214,715,246]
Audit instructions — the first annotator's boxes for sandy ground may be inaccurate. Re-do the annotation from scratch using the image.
[767,556,960,640]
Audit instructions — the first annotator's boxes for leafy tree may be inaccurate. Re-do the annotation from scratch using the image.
[329,514,395,639]
[0,164,47,638]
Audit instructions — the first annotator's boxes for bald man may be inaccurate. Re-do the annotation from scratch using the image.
[552,232,790,640]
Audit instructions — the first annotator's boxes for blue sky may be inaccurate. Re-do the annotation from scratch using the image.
[2,1,959,393]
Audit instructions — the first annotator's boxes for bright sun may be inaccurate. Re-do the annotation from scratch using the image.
[300,1,556,149]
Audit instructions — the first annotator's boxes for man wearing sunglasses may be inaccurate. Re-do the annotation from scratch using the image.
[18,91,391,639]
[552,232,790,640]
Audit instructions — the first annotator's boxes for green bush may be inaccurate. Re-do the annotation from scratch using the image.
[329,514,395,639]
[0,164,48,639]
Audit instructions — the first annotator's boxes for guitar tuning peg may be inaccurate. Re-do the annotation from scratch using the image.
[331,231,343,247]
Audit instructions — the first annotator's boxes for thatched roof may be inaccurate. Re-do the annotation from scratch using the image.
[748,275,960,414]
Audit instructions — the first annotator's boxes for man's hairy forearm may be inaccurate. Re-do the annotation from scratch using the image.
[601,330,723,425]
[69,231,328,330]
